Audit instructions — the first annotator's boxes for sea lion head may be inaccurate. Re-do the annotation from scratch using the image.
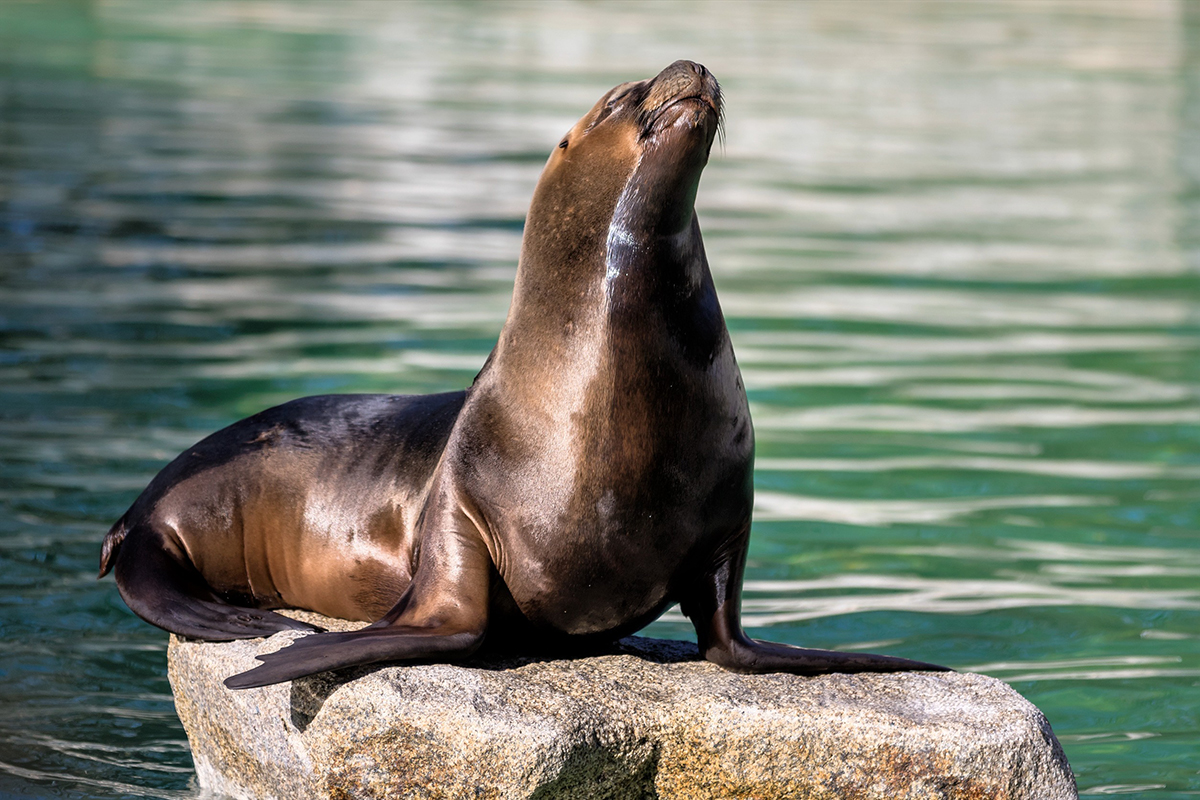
[519,60,723,280]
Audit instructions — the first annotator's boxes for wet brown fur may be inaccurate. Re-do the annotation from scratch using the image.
[102,62,947,688]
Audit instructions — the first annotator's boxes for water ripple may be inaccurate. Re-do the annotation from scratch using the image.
[721,287,1194,329]
[754,490,1110,525]
[1083,785,1170,796]
[881,539,1200,566]
[734,331,1198,359]
[5,734,193,773]
[756,456,1200,481]
[0,759,190,799]
[752,403,1200,432]
[723,574,1200,624]
[741,365,1194,403]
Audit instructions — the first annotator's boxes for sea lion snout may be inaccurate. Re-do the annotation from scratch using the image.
[644,60,720,114]
[640,60,723,141]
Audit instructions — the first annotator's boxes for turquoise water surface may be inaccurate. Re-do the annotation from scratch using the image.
[2,1,1198,797]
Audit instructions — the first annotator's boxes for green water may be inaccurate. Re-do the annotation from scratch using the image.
[2,1,1198,796]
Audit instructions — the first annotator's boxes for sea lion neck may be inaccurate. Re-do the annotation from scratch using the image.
[616,59,722,240]
[485,61,722,379]
[517,59,720,287]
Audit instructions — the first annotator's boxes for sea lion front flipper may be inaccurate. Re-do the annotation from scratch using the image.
[681,524,952,675]
[105,521,322,640]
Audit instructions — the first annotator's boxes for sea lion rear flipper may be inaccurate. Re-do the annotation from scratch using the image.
[107,522,321,640]
[682,524,952,675]
[225,510,492,689]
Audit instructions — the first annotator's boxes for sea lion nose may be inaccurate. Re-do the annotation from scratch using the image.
[658,60,706,83]
[645,60,714,113]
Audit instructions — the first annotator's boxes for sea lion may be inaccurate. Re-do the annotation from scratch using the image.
[99,60,946,689]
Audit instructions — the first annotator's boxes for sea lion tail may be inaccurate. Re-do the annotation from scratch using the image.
[98,518,128,578]
[103,520,320,640]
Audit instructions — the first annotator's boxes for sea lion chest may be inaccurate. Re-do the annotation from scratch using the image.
[452,329,754,637]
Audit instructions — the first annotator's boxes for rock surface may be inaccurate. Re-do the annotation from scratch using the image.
[167,613,1077,800]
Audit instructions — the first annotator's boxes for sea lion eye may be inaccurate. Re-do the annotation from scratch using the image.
[558,138,568,149]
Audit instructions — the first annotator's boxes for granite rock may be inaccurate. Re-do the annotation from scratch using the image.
[167,613,1077,800]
